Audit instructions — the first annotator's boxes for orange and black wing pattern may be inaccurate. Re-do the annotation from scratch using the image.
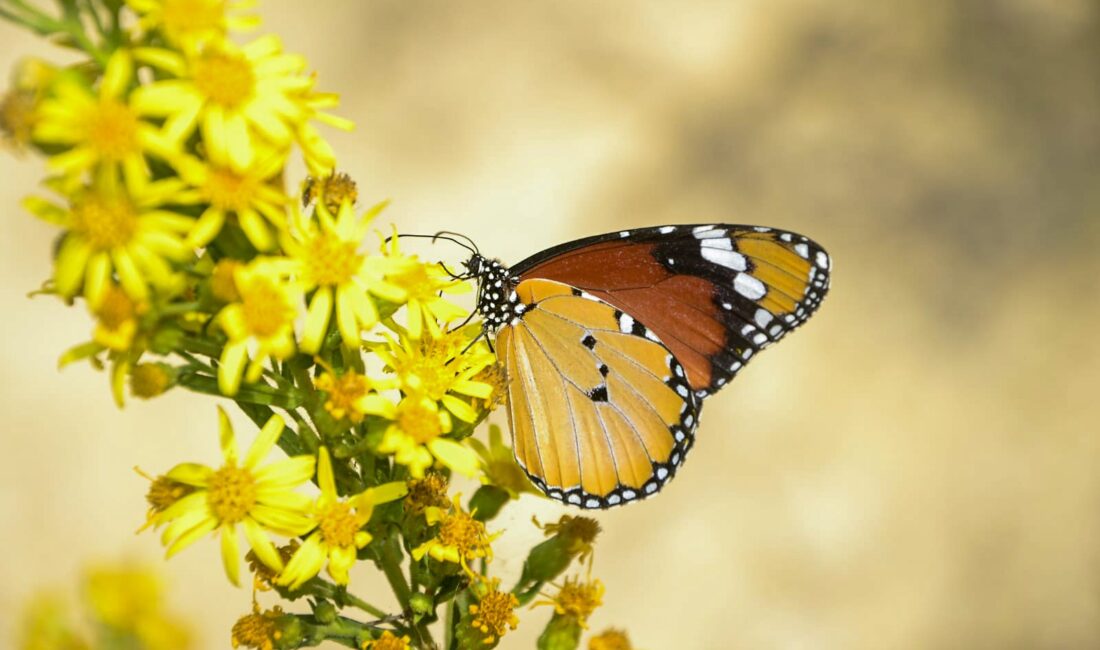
[513,224,831,396]
[496,278,699,508]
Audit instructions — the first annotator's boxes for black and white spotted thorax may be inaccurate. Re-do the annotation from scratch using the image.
[465,254,525,331]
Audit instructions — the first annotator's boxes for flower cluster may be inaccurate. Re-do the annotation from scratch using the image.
[3,1,635,648]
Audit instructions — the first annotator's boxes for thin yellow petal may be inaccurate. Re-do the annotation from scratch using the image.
[244,414,284,469]
[220,524,242,586]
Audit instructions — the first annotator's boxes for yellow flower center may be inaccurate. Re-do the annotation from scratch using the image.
[392,334,467,399]
[193,52,255,109]
[397,402,442,444]
[131,363,171,398]
[95,285,137,330]
[553,577,604,625]
[405,473,449,515]
[206,167,258,213]
[316,371,369,421]
[317,501,360,548]
[207,464,257,524]
[468,583,519,641]
[363,631,410,650]
[303,234,362,287]
[86,99,140,161]
[437,509,487,556]
[589,629,634,650]
[72,193,138,250]
[231,607,281,650]
[159,0,225,41]
[146,475,194,512]
[240,278,293,339]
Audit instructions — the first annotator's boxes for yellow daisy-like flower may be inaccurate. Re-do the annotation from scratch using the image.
[375,326,495,424]
[175,145,289,251]
[411,495,500,572]
[127,0,259,51]
[90,284,146,351]
[32,52,176,191]
[381,236,469,339]
[277,448,407,589]
[467,577,520,645]
[1,58,55,150]
[360,630,411,650]
[375,395,480,479]
[283,201,411,352]
[132,36,347,173]
[534,576,605,630]
[85,564,192,650]
[150,408,316,586]
[313,366,393,424]
[231,603,283,650]
[214,259,300,396]
[23,170,194,305]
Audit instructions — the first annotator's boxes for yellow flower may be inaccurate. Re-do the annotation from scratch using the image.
[376,395,481,479]
[127,0,259,50]
[90,284,145,351]
[231,604,283,650]
[375,326,495,423]
[534,576,605,630]
[24,170,194,306]
[175,145,289,250]
[214,259,300,396]
[85,564,192,650]
[302,171,357,214]
[467,577,520,645]
[314,366,392,424]
[588,629,634,650]
[283,200,410,352]
[130,362,173,398]
[1,58,55,150]
[32,52,176,191]
[411,495,500,571]
[149,408,316,586]
[132,36,348,173]
[360,631,411,650]
[469,424,539,499]
[382,236,469,339]
[536,515,601,565]
[18,593,87,650]
[277,448,407,589]
[404,473,450,515]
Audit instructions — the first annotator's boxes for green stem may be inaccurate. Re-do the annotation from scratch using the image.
[310,580,389,619]
[376,531,412,610]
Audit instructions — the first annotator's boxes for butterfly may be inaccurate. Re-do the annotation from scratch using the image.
[457,224,830,509]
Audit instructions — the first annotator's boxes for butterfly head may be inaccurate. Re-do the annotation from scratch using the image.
[464,254,524,331]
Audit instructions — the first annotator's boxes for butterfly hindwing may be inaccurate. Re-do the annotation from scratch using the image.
[498,278,699,509]
[513,224,831,395]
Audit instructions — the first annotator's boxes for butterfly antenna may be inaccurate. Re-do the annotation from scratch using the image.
[390,232,477,257]
[432,230,480,256]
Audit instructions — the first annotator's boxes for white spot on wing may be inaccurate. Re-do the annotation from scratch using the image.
[816,251,830,269]
[754,308,773,328]
[701,238,733,250]
[619,231,630,238]
[701,247,747,271]
[618,314,634,334]
[794,242,810,258]
[692,225,723,238]
[658,225,676,234]
[734,273,766,300]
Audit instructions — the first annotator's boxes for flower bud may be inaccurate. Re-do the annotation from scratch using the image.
[537,613,582,650]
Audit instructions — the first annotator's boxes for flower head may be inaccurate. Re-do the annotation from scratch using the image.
[128,0,259,50]
[466,577,520,645]
[283,200,411,352]
[1,58,54,150]
[277,448,407,589]
[404,473,450,516]
[302,171,357,213]
[33,52,176,190]
[214,259,300,395]
[469,424,538,499]
[231,604,283,650]
[535,576,605,630]
[537,515,602,565]
[376,395,480,479]
[90,284,146,351]
[411,495,500,572]
[361,631,411,650]
[382,236,469,339]
[588,629,634,650]
[314,366,392,424]
[24,170,194,306]
[130,363,174,399]
[147,408,315,586]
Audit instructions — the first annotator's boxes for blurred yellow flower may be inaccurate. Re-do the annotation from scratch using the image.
[588,628,633,650]
[132,36,342,173]
[277,447,407,588]
[128,0,259,50]
[375,326,495,423]
[85,564,192,650]
[175,145,289,250]
[376,395,480,479]
[23,170,194,306]
[150,408,315,586]
[33,52,176,191]
[469,424,540,499]
[283,201,410,352]
[411,495,500,571]
[231,603,283,650]
[214,259,300,396]
[360,631,411,650]
[18,593,86,650]
[534,576,605,630]
[90,283,145,351]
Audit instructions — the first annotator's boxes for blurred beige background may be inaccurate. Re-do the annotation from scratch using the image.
[3,0,1099,648]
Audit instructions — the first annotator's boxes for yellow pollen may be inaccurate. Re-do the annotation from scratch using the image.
[304,234,361,286]
[398,403,442,444]
[231,606,281,650]
[72,193,138,250]
[146,475,194,512]
[160,0,225,39]
[207,464,257,524]
[206,167,257,213]
[316,371,369,421]
[95,285,137,330]
[194,52,255,109]
[86,99,139,161]
[438,510,486,555]
[240,279,293,338]
[468,583,519,641]
[553,577,604,626]
[362,630,410,650]
[317,501,359,548]
[405,473,449,514]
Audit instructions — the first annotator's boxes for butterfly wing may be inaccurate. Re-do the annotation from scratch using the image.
[498,278,699,508]
[513,224,831,396]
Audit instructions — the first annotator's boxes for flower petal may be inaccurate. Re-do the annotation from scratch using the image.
[244,414,284,469]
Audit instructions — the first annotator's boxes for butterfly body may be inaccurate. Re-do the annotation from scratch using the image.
[467,224,830,509]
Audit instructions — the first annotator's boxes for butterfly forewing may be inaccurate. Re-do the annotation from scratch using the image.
[498,278,699,509]
[513,224,831,395]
